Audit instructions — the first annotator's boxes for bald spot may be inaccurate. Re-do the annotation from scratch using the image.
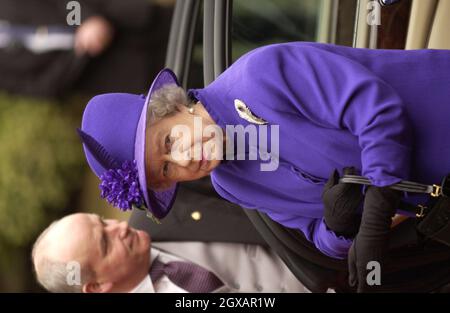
[34,213,97,274]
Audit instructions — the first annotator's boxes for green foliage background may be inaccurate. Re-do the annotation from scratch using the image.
[0,93,85,291]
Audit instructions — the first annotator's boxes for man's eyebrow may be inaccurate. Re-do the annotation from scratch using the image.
[96,216,107,257]
[101,231,107,257]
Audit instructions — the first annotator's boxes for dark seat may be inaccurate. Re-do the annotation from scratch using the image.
[244,209,450,292]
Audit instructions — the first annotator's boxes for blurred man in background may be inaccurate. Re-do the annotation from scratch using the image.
[0,0,172,98]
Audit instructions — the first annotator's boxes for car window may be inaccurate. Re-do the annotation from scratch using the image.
[185,0,357,88]
[231,0,322,60]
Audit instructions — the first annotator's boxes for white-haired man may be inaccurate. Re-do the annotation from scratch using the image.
[32,212,310,293]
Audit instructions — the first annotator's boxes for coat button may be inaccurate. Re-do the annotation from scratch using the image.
[232,282,240,290]
[256,284,263,292]
[190,211,202,221]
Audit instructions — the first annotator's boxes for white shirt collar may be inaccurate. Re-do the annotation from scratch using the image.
[128,248,160,293]
[129,274,155,293]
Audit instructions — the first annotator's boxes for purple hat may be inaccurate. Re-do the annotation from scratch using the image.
[78,68,179,220]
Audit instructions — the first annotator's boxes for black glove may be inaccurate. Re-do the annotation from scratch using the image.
[322,167,363,238]
[348,186,401,292]
[416,195,450,246]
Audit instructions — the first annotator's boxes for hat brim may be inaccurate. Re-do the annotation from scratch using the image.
[134,68,180,219]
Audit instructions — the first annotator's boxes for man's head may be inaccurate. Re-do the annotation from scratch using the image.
[32,213,151,293]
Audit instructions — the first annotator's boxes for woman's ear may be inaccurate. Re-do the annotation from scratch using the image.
[177,104,189,114]
[82,281,113,293]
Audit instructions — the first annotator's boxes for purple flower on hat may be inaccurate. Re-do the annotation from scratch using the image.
[99,160,145,211]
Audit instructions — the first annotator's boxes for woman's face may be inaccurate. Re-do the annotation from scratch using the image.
[144,103,223,190]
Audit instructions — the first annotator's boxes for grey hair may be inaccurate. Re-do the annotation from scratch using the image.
[147,83,193,123]
[31,220,94,293]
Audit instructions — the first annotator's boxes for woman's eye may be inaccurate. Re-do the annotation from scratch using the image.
[163,162,169,177]
[165,135,171,152]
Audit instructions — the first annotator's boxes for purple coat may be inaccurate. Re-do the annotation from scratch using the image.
[188,42,450,259]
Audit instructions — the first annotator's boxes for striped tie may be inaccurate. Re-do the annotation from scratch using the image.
[149,258,224,293]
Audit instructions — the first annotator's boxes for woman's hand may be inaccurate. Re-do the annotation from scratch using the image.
[348,186,401,292]
[322,167,363,238]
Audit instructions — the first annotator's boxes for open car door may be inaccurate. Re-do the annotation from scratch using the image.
[129,0,450,292]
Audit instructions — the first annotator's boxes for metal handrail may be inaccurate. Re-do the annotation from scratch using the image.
[203,0,215,86]
[165,0,184,69]
[213,0,232,78]
[170,0,201,88]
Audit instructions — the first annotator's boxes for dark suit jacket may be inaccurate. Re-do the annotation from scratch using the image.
[129,177,267,246]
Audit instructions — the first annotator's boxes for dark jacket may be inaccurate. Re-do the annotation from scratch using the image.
[129,177,267,246]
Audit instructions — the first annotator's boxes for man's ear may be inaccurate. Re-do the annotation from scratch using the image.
[82,281,113,293]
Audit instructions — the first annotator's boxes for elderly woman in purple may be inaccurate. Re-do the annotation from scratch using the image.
[78,42,450,291]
